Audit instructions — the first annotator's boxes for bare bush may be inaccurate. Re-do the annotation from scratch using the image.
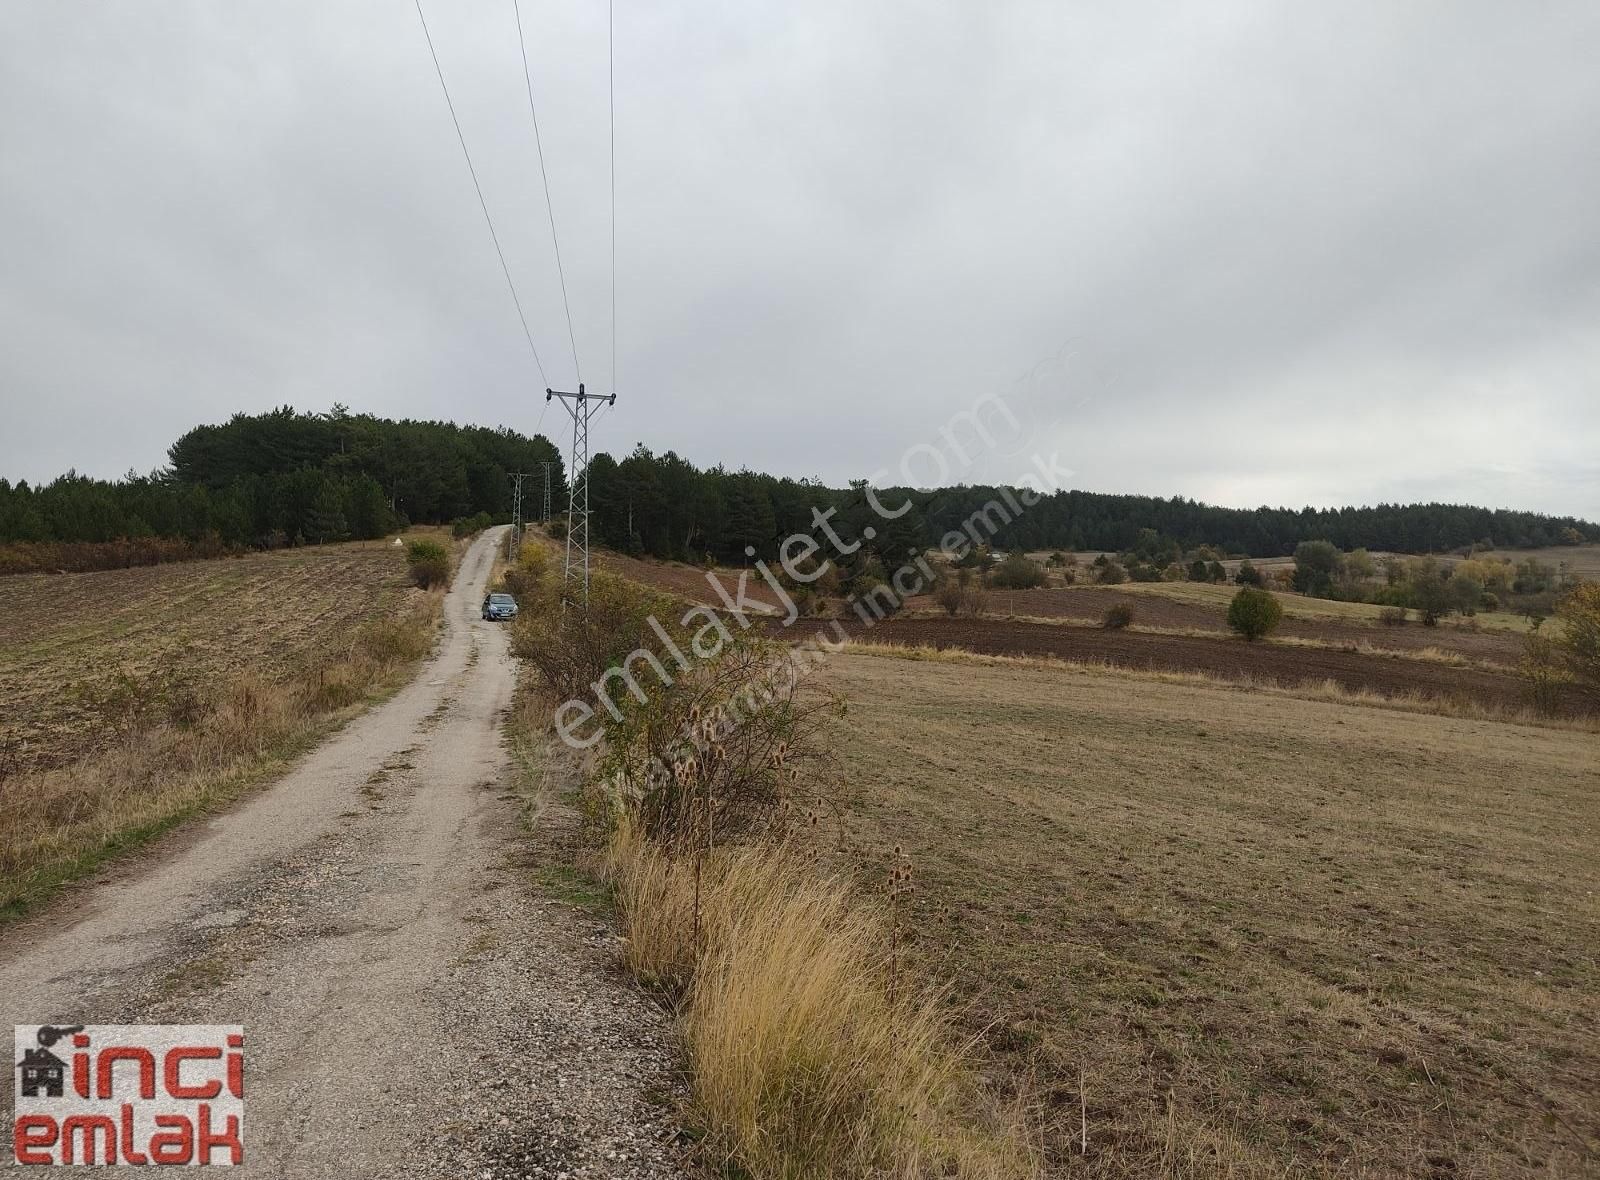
[595,636,846,849]
[509,572,675,703]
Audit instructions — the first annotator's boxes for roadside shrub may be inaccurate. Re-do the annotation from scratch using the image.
[500,542,551,600]
[548,519,569,541]
[450,511,493,539]
[509,572,672,705]
[594,635,846,848]
[1379,606,1409,627]
[1227,587,1283,641]
[405,539,451,589]
[1102,603,1134,630]
[989,551,1046,590]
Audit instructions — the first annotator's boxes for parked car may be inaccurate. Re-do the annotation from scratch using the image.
[481,592,519,621]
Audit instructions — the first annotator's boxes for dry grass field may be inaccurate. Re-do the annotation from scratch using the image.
[0,537,446,916]
[0,538,420,775]
[819,649,1599,1178]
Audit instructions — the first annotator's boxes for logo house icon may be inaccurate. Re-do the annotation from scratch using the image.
[17,1025,79,1098]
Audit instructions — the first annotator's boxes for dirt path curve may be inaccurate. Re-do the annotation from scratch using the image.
[0,528,686,1178]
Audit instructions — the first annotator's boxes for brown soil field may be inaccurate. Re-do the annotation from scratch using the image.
[776,614,1593,718]
[821,650,1600,1177]
[0,538,421,775]
[952,585,1529,665]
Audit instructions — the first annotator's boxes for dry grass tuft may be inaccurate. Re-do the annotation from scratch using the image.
[604,824,1036,1179]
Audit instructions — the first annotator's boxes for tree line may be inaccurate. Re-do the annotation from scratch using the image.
[0,406,564,565]
[585,445,1597,564]
[2,411,1594,574]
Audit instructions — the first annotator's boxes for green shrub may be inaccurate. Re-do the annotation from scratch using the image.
[1227,587,1283,641]
[1234,560,1262,587]
[989,551,1047,590]
[1102,603,1133,630]
[1096,560,1127,586]
[405,539,452,589]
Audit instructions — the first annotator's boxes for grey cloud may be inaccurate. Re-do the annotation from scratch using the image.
[1,0,1596,520]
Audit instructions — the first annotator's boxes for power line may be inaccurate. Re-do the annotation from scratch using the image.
[413,0,548,386]
[512,0,581,385]
[608,0,614,399]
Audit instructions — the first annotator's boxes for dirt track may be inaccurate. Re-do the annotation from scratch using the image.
[0,529,685,1178]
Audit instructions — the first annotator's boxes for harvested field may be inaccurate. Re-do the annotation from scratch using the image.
[0,538,421,775]
[947,585,1530,665]
[820,650,1600,1177]
[776,614,1592,718]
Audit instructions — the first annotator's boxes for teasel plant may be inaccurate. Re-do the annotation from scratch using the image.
[887,845,914,1025]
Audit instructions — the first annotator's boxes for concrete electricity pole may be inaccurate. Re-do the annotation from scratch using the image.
[545,383,615,607]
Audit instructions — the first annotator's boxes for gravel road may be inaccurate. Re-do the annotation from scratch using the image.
[0,527,688,1177]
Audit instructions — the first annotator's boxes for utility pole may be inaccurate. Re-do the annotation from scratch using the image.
[507,471,530,560]
[540,461,554,522]
[546,383,615,607]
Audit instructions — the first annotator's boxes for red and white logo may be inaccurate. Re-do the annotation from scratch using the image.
[13,1024,245,1166]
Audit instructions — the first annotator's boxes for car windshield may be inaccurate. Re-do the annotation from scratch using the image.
[489,594,515,605]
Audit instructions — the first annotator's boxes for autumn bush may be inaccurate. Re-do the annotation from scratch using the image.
[1556,582,1600,700]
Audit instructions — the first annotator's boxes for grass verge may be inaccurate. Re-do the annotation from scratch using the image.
[603,823,1035,1178]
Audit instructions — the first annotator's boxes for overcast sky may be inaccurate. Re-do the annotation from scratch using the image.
[2,2,1597,520]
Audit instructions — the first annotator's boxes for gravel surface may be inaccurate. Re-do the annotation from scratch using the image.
[0,528,690,1177]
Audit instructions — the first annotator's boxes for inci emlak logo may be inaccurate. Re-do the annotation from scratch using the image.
[13,1024,244,1165]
